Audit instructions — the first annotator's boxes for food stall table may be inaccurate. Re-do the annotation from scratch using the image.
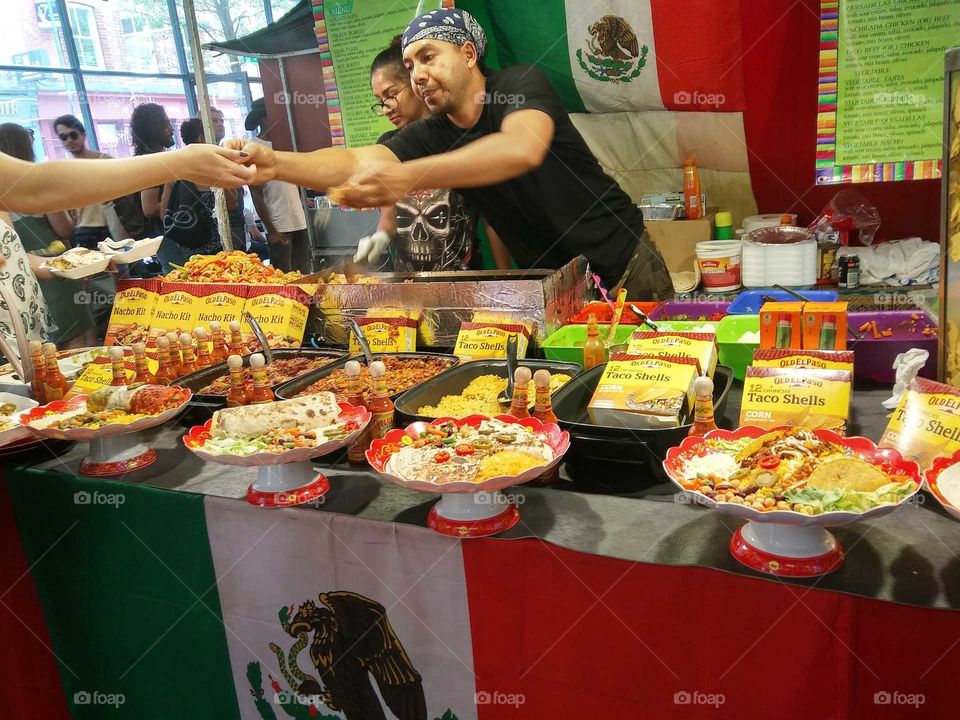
[2,384,959,719]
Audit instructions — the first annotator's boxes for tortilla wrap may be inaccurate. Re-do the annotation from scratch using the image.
[210,392,340,439]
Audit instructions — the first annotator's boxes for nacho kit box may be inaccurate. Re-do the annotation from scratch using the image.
[191,284,248,331]
[148,282,205,341]
[626,331,717,377]
[453,322,531,361]
[243,285,311,348]
[752,348,854,372]
[879,377,960,470]
[105,280,160,346]
[350,315,418,354]
[65,352,159,399]
[759,301,803,349]
[588,353,699,429]
[740,366,852,433]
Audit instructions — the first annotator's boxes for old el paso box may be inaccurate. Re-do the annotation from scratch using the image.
[192,283,247,330]
[454,322,531,361]
[588,353,699,429]
[105,279,160,346]
[752,348,854,372]
[879,377,960,470]
[740,366,852,433]
[149,282,202,340]
[626,331,717,377]
[350,315,418,354]
[244,285,311,348]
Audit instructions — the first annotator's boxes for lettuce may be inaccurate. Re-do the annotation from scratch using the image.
[785,482,915,513]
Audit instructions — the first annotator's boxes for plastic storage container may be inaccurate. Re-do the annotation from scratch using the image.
[727,289,838,315]
[716,315,760,380]
[542,324,638,365]
[648,301,729,321]
[696,241,742,292]
[849,311,939,383]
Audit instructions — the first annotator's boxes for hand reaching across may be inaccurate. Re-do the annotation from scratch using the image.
[176,144,256,188]
[329,160,415,209]
[221,139,277,184]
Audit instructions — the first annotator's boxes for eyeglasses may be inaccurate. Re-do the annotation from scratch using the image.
[371,86,409,116]
[58,131,80,141]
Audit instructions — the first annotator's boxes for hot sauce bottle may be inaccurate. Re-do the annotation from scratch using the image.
[166,332,183,378]
[193,327,214,368]
[154,336,176,386]
[367,360,394,440]
[247,353,274,404]
[229,320,246,357]
[529,369,559,487]
[688,375,718,437]
[108,346,129,387]
[29,340,47,403]
[345,360,370,465]
[208,321,229,364]
[582,313,606,370]
[178,333,199,377]
[508,366,532,419]
[42,343,68,402]
[132,343,156,385]
[225,354,250,407]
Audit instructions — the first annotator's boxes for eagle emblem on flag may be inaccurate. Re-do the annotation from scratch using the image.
[577,15,649,83]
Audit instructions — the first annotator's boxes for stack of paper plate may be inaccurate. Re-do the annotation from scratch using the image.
[741,226,817,288]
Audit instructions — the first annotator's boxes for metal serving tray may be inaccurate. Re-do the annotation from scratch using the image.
[273,352,460,401]
[394,358,583,425]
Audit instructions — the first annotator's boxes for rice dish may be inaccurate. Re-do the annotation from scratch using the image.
[417,373,571,419]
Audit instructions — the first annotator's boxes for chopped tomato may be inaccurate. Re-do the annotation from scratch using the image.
[434,451,451,463]
[759,455,781,469]
[455,444,475,456]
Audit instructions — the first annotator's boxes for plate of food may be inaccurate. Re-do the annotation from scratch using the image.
[99,236,162,265]
[367,414,569,537]
[22,384,191,441]
[663,426,921,576]
[923,449,960,521]
[41,247,111,279]
[183,393,370,467]
[0,392,38,447]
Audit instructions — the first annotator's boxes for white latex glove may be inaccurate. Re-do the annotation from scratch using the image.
[353,229,391,264]
[882,348,929,410]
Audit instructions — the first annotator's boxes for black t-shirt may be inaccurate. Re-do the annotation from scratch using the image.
[378,129,479,273]
[384,65,644,284]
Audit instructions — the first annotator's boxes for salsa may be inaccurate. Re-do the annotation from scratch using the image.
[295,356,454,402]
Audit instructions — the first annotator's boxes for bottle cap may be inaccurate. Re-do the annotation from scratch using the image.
[194,327,208,340]
[693,375,714,395]
[166,332,179,344]
[533,369,551,388]
[514,366,532,386]
[179,334,193,348]
[345,360,361,378]
[42,342,57,354]
[157,336,169,348]
[132,342,146,354]
[229,320,241,332]
[209,320,221,331]
[715,211,733,227]
[250,353,265,369]
[109,346,125,361]
[227,354,243,370]
[369,360,386,378]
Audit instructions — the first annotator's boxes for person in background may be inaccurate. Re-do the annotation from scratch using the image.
[53,114,113,250]
[0,123,93,345]
[359,35,511,272]
[158,118,228,271]
[210,107,246,249]
[242,185,270,261]
[131,103,179,271]
[243,98,310,273]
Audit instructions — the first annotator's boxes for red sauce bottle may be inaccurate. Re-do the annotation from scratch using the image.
[530,369,559,487]
[193,327,214,368]
[42,343,68,402]
[165,332,183,379]
[154,337,176,386]
[367,360,394,440]
[229,320,246,357]
[178,333,199,377]
[132,342,156,385]
[345,360,371,465]
[687,375,718,437]
[29,340,46,404]
[247,353,274,404]
[108,346,128,387]
[208,321,229,365]
[225,354,250,407]
[507,366,532,419]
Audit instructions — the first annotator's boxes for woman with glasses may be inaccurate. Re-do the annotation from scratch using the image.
[355,36,511,272]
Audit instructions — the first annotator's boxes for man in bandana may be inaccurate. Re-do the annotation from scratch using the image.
[233,9,672,299]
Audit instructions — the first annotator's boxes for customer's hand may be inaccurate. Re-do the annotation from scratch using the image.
[177,144,255,188]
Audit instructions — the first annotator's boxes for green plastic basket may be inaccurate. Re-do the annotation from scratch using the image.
[542,324,638,366]
[716,315,760,380]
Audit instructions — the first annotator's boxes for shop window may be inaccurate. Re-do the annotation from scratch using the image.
[67,3,104,70]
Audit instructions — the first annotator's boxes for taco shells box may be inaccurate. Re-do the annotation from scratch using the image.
[105,279,160,346]
[626,331,717,377]
[149,282,203,340]
[244,285,312,348]
[350,315,418,353]
[588,353,699,429]
[879,377,960,470]
[740,366,852,432]
[752,348,854,371]
[65,351,157,399]
[454,322,531,361]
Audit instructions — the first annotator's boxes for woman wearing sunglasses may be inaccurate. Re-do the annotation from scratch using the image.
[355,36,510,272]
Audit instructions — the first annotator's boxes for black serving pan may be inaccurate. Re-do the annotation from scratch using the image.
[273,352,460,401]
[551,364,734,486]
[177,348,347,423]
[394,358,584,425]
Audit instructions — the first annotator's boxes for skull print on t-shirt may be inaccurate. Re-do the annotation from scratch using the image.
[392,188,477,272]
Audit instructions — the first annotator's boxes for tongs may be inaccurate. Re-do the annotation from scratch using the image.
[497,333,519,405]
[347,318,374,364]
[630,304,660,332]
[243,311,273,364]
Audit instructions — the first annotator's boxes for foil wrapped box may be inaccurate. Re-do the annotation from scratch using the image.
[305,256,592,349]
